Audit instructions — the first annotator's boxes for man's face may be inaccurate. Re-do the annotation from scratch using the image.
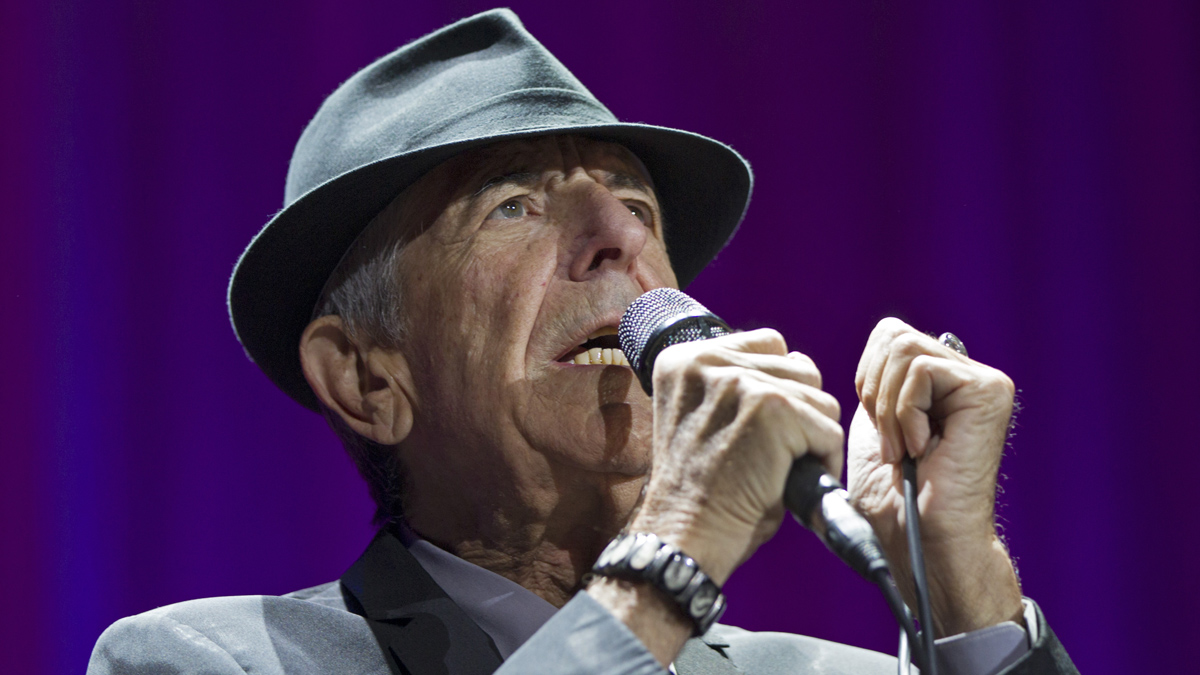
[393,135,677,507]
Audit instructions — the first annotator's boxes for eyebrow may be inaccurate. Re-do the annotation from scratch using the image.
[604,172,653,195]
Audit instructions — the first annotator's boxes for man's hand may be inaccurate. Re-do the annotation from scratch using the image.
[848,317,1024,637]
[633,328,844,584]
[589,328,842,666]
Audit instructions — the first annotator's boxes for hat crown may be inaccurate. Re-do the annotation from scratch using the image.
[284,9,612,206]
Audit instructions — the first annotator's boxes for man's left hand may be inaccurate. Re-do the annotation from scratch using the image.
[847,317,1024,638]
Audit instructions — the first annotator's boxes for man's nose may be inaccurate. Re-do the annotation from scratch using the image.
[560,180,649,282]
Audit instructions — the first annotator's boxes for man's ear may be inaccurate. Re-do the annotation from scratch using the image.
[299,315,415,445]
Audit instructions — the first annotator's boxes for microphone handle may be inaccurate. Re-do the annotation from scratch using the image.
[784,454,889,580]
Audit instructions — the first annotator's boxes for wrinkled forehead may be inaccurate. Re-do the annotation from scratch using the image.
[390,135,656,239]
[435,135,654,198]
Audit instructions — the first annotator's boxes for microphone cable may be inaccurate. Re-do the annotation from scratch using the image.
[902,455,935,675]
[896,331,971,675]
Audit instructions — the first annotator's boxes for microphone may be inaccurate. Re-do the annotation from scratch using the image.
[618,288,889,580]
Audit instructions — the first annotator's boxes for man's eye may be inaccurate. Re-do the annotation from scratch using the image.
[626,203,648,224]
[488,200,527,220]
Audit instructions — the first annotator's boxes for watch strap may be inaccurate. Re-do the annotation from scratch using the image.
[592,532,727,635]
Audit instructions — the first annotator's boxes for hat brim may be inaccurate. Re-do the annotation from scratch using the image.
[228,122,752,411]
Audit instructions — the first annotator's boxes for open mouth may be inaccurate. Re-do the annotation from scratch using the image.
[558,326,630,366]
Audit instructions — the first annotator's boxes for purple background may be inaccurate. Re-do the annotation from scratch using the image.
[3,1,1197,673]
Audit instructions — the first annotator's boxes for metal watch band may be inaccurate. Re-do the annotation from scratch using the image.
[591,532,727,636]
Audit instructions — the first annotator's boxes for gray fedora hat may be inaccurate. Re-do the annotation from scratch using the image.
[229,8,753,411]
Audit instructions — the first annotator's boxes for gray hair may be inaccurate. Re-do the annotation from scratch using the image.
[312,191,414,525]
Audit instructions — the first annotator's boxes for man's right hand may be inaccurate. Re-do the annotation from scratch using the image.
[629,328,844,587]
[586,328,841,666]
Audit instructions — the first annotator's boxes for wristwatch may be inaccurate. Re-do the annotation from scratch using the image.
[591,532,727,636]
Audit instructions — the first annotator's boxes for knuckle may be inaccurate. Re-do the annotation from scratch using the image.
[749,386,785,408]
[654,344,689,372]
[807,415,845,458]
[747,328,788,355]
[743,386,788,415]
[818,409,845,439]
[876,316,909,336]
[654,349,707,391]
[998,372,1016,395]
[859,378,878,405]
[823,391,842,421]
[831,421,847,448]
[909,353,936,374]
[891,331,926,356]
[982,370,1016,398]
[789,350,815,367]
[800,358,823,389]
[896,405,923,425]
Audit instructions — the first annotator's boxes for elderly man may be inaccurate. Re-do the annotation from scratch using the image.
[90,9,1076,675]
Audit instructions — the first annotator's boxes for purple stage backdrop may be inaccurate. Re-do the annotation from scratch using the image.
[3,1,1197,673]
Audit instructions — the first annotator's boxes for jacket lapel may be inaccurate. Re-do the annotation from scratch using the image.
[340,526,504,675]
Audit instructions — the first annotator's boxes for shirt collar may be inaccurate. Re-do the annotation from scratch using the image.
[395,521,559,659]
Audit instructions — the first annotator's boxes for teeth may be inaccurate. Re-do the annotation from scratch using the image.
[571,348,630,366]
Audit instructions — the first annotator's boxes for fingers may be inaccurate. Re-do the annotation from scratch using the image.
[717,327,789,357]
[657,328,822,389]
[854,318,905,402]
[856,318,971,401]
[894,357,935,461]
[856,318,975,463]
[691,350,822,389]
[651,327,842,473]
[660,362,841,447]
[732,377,846,479]
[732,367,841,429]
[875,333,940,462]
[643,325,846,571]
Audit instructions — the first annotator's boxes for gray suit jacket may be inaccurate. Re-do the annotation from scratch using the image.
[88,527,1077,674]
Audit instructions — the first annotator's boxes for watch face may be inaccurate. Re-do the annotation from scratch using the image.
[689,585,717,617]
[629,536,660,570]
[662,555,696,592]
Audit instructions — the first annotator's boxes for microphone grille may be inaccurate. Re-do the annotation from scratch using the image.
[619,288,730,393]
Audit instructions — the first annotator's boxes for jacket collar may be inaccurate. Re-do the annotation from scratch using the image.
[339,525,503,675]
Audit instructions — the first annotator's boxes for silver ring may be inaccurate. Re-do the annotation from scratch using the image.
[938,332,968,358]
